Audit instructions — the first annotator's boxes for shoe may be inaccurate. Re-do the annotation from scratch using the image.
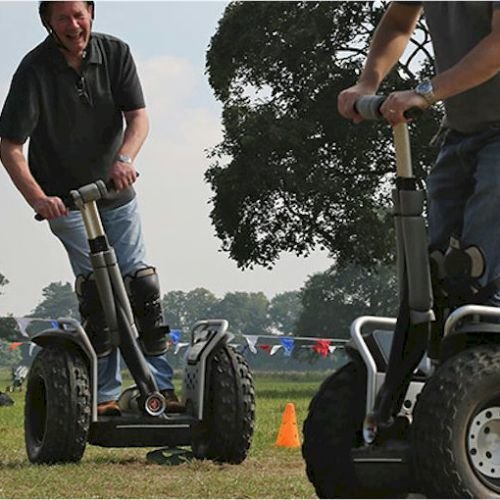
[161,389,185,413]
[97,400,121,416]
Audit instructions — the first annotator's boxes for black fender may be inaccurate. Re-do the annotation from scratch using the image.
[30,320,99,421]
[31,327,94,364]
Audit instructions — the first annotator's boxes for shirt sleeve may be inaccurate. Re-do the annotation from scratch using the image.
[0,64,40,144]
[114,42,146,112]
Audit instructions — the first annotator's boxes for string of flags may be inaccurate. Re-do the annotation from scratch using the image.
[0,317,348,359]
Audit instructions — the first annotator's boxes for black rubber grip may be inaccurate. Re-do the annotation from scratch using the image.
[354,95,385,120]
[354,95,423,121]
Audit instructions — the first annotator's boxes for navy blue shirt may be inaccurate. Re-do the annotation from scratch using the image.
[0,32,145,207]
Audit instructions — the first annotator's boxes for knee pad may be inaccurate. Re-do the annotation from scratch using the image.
[75,274,112,357]
[432,237,486,306]
[125,267,169,356]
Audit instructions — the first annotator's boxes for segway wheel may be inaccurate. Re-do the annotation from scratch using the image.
[302,354,367,498]
[191,345,255,464]
[412,344,500,498]
[25,345,91,464]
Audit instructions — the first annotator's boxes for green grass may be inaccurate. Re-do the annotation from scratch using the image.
[0,369,329,498]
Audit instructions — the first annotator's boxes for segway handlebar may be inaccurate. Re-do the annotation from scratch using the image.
[34,177,135,221]
[354,95,422,121]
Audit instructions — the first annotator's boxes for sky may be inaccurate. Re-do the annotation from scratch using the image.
[0,1,332,317]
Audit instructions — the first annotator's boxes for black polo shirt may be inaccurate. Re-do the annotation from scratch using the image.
[0,32,145,207]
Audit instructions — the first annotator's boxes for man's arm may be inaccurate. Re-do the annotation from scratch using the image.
[380,8,500,125]
[0,138,68,219]
[110,108,149,191]
[432,9,500,102]
[338,2,422,122]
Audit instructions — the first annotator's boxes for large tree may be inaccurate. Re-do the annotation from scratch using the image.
[269,291,302,335]
[211,291,271,335]
[162,288,219,332]
[206,1,441,270]
[0,274,19,342]
[31,282,79,319]
[0,273,8,293]
[295,263,398,339]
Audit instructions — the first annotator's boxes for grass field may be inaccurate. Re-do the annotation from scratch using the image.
[0,368,330,498]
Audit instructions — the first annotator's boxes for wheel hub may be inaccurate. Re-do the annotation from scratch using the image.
[468,406,500,479]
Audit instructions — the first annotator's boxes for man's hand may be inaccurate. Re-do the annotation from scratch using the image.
[379,90,429,126]
[32,196,69,220]
[110,159,138,191]
[337,83,377,123]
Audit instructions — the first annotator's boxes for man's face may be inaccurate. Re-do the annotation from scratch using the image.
[48,2,93,58]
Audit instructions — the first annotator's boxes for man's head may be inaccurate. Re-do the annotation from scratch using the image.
[39,1,94,57]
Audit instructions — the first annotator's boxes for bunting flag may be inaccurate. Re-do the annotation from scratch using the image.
[270,345,282,356]
[174,342,190,355]
[8,342,23,351]
[13,317,33,338]
[280,338,294,357]
[169,330,181,344]
[312,339,331,357]
[3,316,348,361]
[245,335,259,354]
[13,317,59,338]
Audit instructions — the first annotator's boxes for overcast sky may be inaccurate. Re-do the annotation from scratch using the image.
[0,1,332,317]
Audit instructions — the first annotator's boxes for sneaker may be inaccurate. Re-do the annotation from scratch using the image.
[97,400,121,416]
[161,390,185,413]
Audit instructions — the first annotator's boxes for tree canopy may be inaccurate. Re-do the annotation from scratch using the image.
[0,273,8,295]
[206,1,442,270]
[295,263,398,339]
[31,282,79,319]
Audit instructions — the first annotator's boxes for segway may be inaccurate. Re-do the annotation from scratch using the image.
[24,180,255,465]
[302,96,500,498]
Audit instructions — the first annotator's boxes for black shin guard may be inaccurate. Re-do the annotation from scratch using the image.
[75,274,112,357]
[125,267,169,356]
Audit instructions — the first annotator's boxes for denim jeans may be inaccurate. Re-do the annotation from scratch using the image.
[49,197,174,402]
[427,127,500,306]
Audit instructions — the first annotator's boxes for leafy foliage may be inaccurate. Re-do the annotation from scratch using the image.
[31,282,79,319]
[163,289,303,336]
[163,288,219,331]
[268,291,302,335]
[211,291,271,335]
[0,273,8,293]
[295,263,398,339]
[206,1,442,269]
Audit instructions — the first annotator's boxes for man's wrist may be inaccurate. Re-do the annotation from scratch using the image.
[115,153,133,164]
[414,79,437,106]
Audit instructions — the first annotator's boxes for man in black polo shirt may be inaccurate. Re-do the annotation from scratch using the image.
[0,1,183,415]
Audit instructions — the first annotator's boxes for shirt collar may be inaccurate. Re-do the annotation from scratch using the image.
[42,33,102,71]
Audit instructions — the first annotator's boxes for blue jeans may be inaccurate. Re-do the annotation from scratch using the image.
[49,197,174,403]
[427,127,500,305]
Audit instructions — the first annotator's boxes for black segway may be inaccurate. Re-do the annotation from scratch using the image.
[302,96,500,498]
[24,181,255,464]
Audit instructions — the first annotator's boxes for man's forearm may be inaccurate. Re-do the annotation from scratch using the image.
[0,140,45,207]
[432,27,500,102]
[119,108,149,160]
[358,3,422,90]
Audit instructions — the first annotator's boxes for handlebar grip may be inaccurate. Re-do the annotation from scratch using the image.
[354,95,423,121]
[33,174,140,221]
[354,95,385,120]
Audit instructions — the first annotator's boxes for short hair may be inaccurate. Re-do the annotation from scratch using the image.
[38,1,95,26]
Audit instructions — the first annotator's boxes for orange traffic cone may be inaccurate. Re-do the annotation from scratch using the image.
[276,402,301,448]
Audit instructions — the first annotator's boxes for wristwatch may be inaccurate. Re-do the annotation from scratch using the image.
[414,79,436,106]
[116,153,132,164]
